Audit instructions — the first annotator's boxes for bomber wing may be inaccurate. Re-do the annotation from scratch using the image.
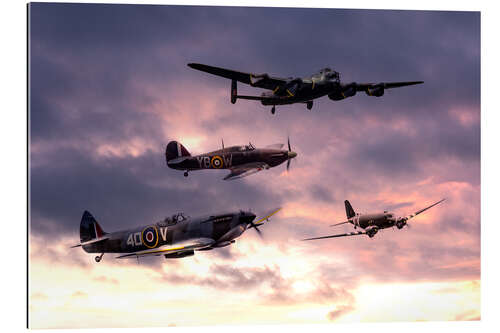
[355,81,424,91]
[302,231,367,241]
[188,63,287,90]
[223,162,270,181]
[115,238,215,259]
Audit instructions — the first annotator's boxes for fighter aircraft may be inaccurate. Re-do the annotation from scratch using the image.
[188,63,424,114]
[71,208,281,262]
[165,138,297,180]
[303,199,445,240]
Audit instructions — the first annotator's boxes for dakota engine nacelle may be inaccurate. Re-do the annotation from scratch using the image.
[396,218,407,229]
[328,84,357,100]
[366,227,379,238]
[366,84,384,97]
[164,250,194,259]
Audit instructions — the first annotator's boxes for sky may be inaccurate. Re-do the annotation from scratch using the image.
[28,3,480,329]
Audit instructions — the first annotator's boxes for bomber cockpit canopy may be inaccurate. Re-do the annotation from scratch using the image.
[312,68,340,81]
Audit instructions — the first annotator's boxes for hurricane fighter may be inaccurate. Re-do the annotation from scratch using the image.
[303,199,445,240]
[71,208,281,262]
[165,138,297,180]
[188,63,424,114]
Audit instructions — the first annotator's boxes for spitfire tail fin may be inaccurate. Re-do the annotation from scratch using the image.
[165,141,191,163]
[80,211,106,243]
[345,200,356,219]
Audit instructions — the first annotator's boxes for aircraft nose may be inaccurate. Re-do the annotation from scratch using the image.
[288,151,297,159]
[239,212,256,224]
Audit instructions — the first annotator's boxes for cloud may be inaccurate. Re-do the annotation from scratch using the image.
[327,305,355,321]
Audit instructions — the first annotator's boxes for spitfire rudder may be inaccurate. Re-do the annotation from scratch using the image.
[80,210,106,243]
[165,141,191,163]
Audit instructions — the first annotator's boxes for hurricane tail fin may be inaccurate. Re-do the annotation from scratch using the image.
[345,200,356,219]
[165,141,191,164]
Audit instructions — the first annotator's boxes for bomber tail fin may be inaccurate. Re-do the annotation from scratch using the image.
[165,141,191,165]
[345,200,356,219]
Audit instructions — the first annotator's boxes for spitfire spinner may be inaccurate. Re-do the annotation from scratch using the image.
[71,208,281,262]
[303,199,445,240]
[165,138,297,180]
[188,63,424,114]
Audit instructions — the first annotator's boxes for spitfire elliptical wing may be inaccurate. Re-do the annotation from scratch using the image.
[302,231,367,241]
[401,198,446,223]
[188,63,287,90]
[115,237,215,259]
[223,162,270,181]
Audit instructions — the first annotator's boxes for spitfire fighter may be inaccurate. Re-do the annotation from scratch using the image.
[165,138,297,180]
[188,63,424,114]
[72,208,281,262]
[303,199,445,240]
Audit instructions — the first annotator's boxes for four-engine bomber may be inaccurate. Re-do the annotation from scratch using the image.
[188,63,423,114]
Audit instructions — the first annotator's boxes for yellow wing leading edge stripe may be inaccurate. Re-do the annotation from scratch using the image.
[254,207,282,225]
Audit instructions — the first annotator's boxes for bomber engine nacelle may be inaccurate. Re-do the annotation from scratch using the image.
[328,84,357,101]
[164,250,194,259]
[249,73,270,87]
[366,84,384,97]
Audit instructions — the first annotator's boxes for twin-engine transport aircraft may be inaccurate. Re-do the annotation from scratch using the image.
[165,138,297,180]
[188,63,424,114]
[303,199,445,240]
[71,208,281,262]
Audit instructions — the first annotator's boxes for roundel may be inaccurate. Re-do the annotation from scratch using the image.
[211,155,224,169]
[141,225,158,249]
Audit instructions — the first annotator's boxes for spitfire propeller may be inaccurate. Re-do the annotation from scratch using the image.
[286,137,297,172]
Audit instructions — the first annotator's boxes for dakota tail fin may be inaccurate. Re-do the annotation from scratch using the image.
[345,200,356,219]
[80,211,106,243]
[165,141,191,164]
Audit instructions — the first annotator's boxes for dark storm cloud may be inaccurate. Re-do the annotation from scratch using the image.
[30,147,279,235]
